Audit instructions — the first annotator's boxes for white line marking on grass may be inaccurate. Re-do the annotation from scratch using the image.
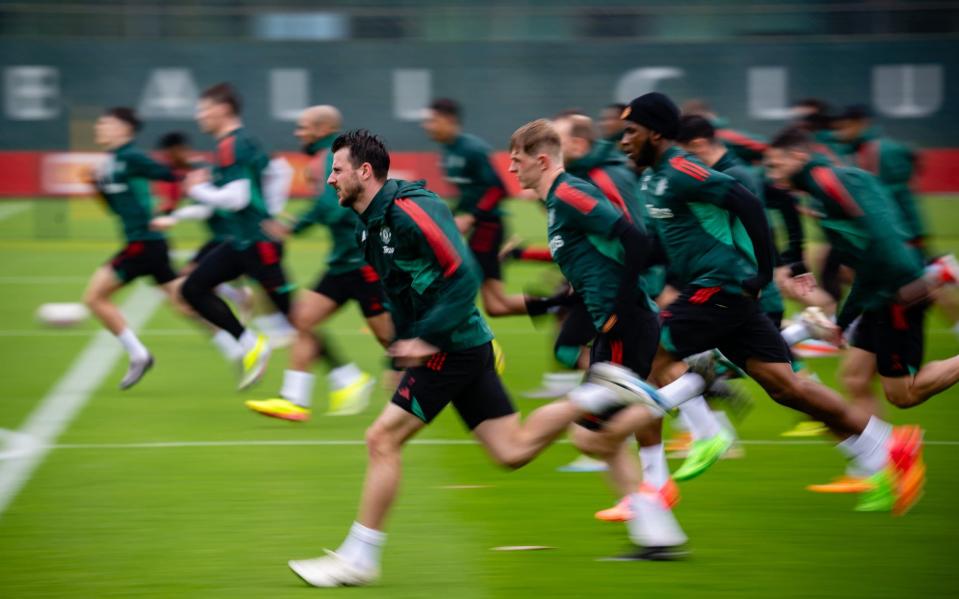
[0,203,29,222]
[41,438,959,450]
[0,283,165,519]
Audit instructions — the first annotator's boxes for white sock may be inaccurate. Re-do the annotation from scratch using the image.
[239,329,258,352]
[117,328,149,361]
[677,396,722,440]
[280,369,315,407]
[337,521,386,570]
[781,322,812,346]
[568,382,620,414]
[639,443,670,489]
[329,363,363,390]
[262,312,294,332]
[924,262,947,284]
[657,372,706,410]
[712,410,737,438]
[673,412,691,433]
[837,416,892,476]
[212,330,244,362]
[215,283,246,305]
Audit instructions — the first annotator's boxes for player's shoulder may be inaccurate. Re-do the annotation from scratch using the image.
[553,174,606,212]
[389,184,450,229]
[221,129,265,165]
[663,151,734,192]
[458,132,493,155]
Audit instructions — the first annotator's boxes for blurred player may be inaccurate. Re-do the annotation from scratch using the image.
[178,82,289,390]
[247,105,394,421]
[616,92,925,514]
[766,127,959,497]
[288,130,669,587]
[84,107,189,389]
[421,99,523,317]
[598,102,628,141]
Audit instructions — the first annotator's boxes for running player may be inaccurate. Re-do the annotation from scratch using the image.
[421,98,525,317]
[247,105,394,421]
[178,82,289,390]
[287,130,668,587]
[84,107,190,390]
[616,92,925,514]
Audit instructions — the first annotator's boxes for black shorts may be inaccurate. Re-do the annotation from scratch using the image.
[188,241,290,298]
[468,218,505,281]
[391,342,516,430]
[108,239,177,285]
[577,305,660,432]
[554,294,596,367]
[313,265,386,318]
[660,286,792,369]
[850,301,928,378]
[191,239,224,265]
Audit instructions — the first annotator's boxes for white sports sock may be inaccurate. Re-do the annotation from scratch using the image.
[781,322,812,346]
[639,443,670,489]
[239,329,258,352]
[329,363,363,390]
[568,382,620,414]
[280,369,315,407]
[215,283,246,305]
[262,312,294,332]
[212,330,244,362]
[712,410,736,437]
[337,521,386,570]
[673,411,691,433]
[677,396,722,440]
[117,328,149,361]
[837,416,892,476]
[657,372,706,410]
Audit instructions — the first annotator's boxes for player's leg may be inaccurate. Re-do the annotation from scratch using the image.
[528,295,593,400]
[83,265,129,336]
[840,347,882,416]
[289,402,425,588]
[872,302,959,408]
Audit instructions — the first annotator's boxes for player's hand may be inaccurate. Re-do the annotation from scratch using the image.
[184,168,210,190]
[498,235,525,262]
[454,214,475,235]
[261,219,292,241]
[791,272,818,296]
[150,216,177,231]
[388,338,441,368]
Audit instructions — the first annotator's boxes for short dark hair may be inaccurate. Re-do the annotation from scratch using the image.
[429,98,461,121]
[331,129,390,181]
[104,107,142,133]
[676,114,716,144]
[838,103,873,121]
[201,82,242,115]
[156,131,190,149]
[769,126,812,150]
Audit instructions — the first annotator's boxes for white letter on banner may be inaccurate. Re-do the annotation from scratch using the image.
[138,68,199,119]
[873,65,942,118]
[4,66,60,120]
[748,67,793,120]
[614,68,684,104]
[271,69,309,121]
[393,69,431,121]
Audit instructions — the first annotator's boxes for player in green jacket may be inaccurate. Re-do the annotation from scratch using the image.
[287,130,668,587]
[179,83,291,391]
[84,107,190,390]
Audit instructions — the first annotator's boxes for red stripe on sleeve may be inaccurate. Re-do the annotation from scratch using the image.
[395,198,463,278]
[669,156,709,181]
[810,166,864,217]
[476,186,506,212]
[856,141,881,175]
[519,247,554,262]
[715,129,769,153]
[555,181,599,214]
[217,136,235,167]
[588,168,633,223]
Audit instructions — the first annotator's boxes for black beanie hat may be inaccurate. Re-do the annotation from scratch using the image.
[621,92,680,140]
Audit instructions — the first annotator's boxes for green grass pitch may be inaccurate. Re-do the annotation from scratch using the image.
[0,196,958,598]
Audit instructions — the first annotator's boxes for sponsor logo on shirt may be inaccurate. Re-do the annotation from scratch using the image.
[646,204,674,219]
[548,234,564,255]
[380,226,392,244]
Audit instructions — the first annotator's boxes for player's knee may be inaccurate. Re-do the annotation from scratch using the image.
[364,424,401,460]
[486,444,530,470]
[179,277,203,306]
[570,427,614,460]
[885,387,920,409]
[765,376,806,408]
